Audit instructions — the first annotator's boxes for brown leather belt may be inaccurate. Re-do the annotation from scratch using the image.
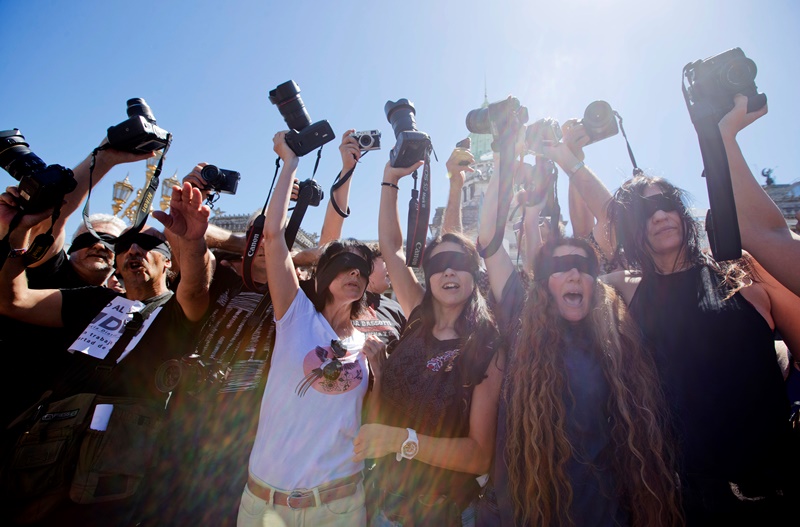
[247,472,362,510]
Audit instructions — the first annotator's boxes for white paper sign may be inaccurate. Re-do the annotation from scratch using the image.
[69,296,161,362]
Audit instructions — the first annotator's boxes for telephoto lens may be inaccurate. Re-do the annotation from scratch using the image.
[126,98,158,124]
[269,80,312,131]
[384,99,418,138]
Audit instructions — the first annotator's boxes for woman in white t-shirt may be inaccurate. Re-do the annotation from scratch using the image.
[237,131,380,527]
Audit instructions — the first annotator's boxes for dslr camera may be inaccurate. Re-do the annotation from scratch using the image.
[106,98,170,153]
[297,178,324,207]
[155,354,226,397]
[351,130,381,152]
[683,47,766,122]
[578,100,619,145]
[466,96,529,144]
[525,118,562,156]
[200,164,240,195]
[384,99,432,168]
[0,129,77,213]
[269,80,335,157]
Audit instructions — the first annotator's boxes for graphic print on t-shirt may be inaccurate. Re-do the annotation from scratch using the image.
[426,349,461,372]
[299,344,364,395]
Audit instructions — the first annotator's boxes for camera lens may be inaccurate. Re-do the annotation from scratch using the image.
[126,98,157,124]
[722,58,757,90]
[200,165,223,186]
[384,99,418,139]
[269,80,312,132]
[0,129,47,182]
[358,134,373,149]
[465,108,491,135]
[583,101,614,129]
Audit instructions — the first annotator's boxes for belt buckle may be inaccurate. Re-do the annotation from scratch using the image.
[286,489,309,510]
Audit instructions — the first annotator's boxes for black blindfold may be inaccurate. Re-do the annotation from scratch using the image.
[538,254,598,280]
[114,233,171,258]
[634,193,681,220]
[423,251,475,280]
[316,252,371,297]
[68,232,116,254]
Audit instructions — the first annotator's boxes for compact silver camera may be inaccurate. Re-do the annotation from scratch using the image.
[351,130,382,151]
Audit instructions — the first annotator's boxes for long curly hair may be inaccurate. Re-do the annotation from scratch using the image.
[413,232,499,386]
[506,238,682,526]
[608,173,750,297]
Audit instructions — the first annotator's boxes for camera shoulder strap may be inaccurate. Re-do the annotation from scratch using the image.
[614,112,642,176]
[0,203,65,270]
[243,147,324,292]
[404,147,432,268]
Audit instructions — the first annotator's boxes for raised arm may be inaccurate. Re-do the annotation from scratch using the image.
[318,130,360,246]
[263,132,301,319]
[27,141,155,268]
[719,94,800,296]
[152,182,212,322]
[0,190,64,326]
[477,154,515,303]
[442,147,475,234]
[545,121,615,261]
[379,160,426,317]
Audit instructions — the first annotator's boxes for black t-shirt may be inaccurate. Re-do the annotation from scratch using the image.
[56,287,194,400]
[353,291,406,346]
[141,264,276,527]
[0,251,93,427]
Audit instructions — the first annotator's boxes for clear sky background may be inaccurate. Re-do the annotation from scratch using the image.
[2,0,798,244]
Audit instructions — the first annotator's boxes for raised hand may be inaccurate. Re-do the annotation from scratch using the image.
[561,119,589,161]
[339,129,361,173]
[719,93,768,140]
[151,182,210,241]
[273,131,298,164]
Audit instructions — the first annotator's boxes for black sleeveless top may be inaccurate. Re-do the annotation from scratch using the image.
[628,264,791,485]
[374,308,491,504]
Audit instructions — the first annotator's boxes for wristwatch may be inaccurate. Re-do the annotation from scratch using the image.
[396,428,419,461]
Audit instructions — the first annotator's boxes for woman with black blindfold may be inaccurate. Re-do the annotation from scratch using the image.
[603,173,800,524]
[476,156,680,526]
[355,161,502,526]
[237,132,377,527]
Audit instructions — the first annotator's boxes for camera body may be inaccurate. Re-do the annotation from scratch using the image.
[578,100,619,145]
[351,130,382,151]
[201,164,240,195]
[155,354,225,396]
[297,178,324,207]
[106,98,170,153]
[466,97,529,142]
[384,99,432,168]
[683,47,766,122]
[0,129,77,213]
[525,118,562,156]
[269,80,335,157]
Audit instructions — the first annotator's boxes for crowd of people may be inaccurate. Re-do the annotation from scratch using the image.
[0,89,798,527]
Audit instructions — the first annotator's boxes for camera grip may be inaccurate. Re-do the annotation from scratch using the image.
[746,93,767,114]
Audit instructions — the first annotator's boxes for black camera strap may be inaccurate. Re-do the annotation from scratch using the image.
[243,146,325,292]
[329,150,371,219]
[478,141,523,260]
[614,112,643,176]
[405,147,433,268]
[81,134,173,247]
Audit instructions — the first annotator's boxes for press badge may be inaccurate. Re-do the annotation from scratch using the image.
[69,296,161,362]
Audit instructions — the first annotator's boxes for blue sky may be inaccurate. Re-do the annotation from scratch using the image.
[2,0,798,243]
